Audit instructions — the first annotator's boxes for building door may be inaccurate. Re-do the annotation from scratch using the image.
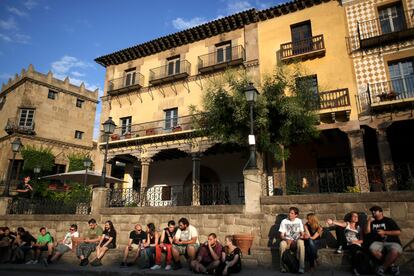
[291,22,312,55]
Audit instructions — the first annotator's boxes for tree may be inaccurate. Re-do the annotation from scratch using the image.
[68,153,93,172]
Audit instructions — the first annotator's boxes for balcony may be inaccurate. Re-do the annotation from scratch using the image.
[280,34,326,61]
[317,88,351,110]
[107,71,144,95]
[101,114,197,142]
[5,117,35,135]
[369,76,414,106]
[198,45,245,74]
[149,60,191,85]
[358,9,414,49]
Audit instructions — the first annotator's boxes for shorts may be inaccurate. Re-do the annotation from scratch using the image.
[55,244,71,254]
[369,241,403,254]
[130,243,140,250]
[34,245,49,251]
[173,243,200,255]
[100,243,115,249]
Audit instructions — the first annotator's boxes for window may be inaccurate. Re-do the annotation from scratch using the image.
[296,75,319,108]
[19,109,35,128]
[167,56,181,76]
[76,98,84,108]
[216,42,232,63]
[125,68,136,87]
[120,116,132,135]
[48,90,58,99]
[75,130,84,139]
[378,2,405,35]
[164,108,178,129]
[291,21,312,55]
[388,58,414,96]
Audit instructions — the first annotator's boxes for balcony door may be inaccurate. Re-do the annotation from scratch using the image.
[19,109,34,128]
[291,21,312,55]
[164,108,178,129]
[167,57,180,76]
[388,59,414,98]
[378,3,405,35]
[120,116,132,135]
[125,69,136,87]
[216,42,232,64]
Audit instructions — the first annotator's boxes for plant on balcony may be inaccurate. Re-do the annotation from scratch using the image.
[172,125,182,132]
[378,91,397,101]
[124,132,132,139]
[111,133,120,140]
[345,185,361,193]
[190,67,319,163]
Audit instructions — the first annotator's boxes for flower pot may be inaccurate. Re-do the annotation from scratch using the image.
[232,234,254,255]
[111,134,120,141]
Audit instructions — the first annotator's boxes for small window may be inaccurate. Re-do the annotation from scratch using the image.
[75,130,84,139]
[76,99,84,108]
[216,41,232,63]
[378,2,405,35]
[48,90,58,100]
[164,108,178,129]
[19,109,35,127]
[120,116,132,135]
[125,68,136,87]
[167,56,181,76]
[295,75,318,95]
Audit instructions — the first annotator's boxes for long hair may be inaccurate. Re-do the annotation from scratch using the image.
[105,220,116,233]
[306,213,321,233]
[147,223,156,234]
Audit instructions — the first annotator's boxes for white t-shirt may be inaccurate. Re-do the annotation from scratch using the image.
[279,218,304,241]
[62,231,79,249]
[174,225,199,245]
[345,223,361,246]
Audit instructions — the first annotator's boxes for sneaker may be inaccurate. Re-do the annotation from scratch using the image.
[25,260,34,264]
[376,266,385,276]
[120,262,127,267]
[336,245,343,254]
[91,259,102,266]
[32,260,38,265]
[42,258,48,267]
[165,264,172,271]
[80,258,89,266]
[151,264,161,270]
[391,265,400,276]
[353,268,360,276]
[280,267,287,273]
[298,268,305,274]
[173,262,182,270]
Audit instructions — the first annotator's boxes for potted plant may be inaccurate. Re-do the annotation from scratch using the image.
[111,133,120,141]
[172,125,182,132]
[232,233,254,255]
[124,132,132,139]
[378,91,397,102]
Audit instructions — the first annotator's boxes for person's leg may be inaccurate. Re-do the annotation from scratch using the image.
[172,245,180,262]
[97,246,108,260]
[154,245,162,265]
[279,240,288,271]
[46,243,53,262]
[122,245,129,263]
[297,239,305,273]
[165,244,173,265]
[383,243,402,271]
[335,226,346,252]
[369,241,384,261]
[76,243,87,260]
[206,259,220,273]
[186,245,197,262]
[306,239,317,268]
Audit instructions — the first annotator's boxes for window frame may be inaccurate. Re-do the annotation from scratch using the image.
[76,98,84,108]
[164,108,178,130]
[215,41,232,64]
[74,130,84,140]
[125,68,137,87]
[48,90,58,100]
[18,108,35,128]
[120,116,132,135]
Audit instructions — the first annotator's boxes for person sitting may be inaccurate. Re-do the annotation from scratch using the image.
[365,206,402,276]
[11,227,36,263]
[0,227,16,263]
[279,206,305,274]
[142,222,159,268]
[26,227,54,265]
[190,233,223,274]
[217,235,242,276]
[303,213,323,271]
[327,211,364,275]
[120,224,147,267]
[151,220,177,270]
[90,220,117,266]
[76,218,103,266]
[45,224,79,266]
[172,217,200,270]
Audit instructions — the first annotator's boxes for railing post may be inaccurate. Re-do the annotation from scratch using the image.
[347,129,370,192]
[243,168,262,213]
[191,153,201,206]
[139,157,152,206]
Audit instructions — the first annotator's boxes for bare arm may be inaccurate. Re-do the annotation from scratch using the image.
[327,218,347,228]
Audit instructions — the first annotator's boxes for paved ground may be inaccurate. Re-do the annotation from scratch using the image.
[0,263,413,276]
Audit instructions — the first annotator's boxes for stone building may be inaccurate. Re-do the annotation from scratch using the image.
[0,64,99,187]
[94,0,413,208]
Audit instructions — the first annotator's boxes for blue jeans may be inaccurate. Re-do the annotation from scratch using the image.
[305,239,320,268]
[145,247,155,267]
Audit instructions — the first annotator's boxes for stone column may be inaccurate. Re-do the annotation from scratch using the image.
[347,129,370,192]
[123,163,134,189]
[191,153,201,206]
[139,157,152,206]
[0,197,12,215]
[243,169,262,214]
[376,128,395,190]
[91,187,110,215]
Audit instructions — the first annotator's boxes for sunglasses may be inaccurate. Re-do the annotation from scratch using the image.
[70,228,75,231]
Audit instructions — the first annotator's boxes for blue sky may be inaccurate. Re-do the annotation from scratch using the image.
[0,0,286,139]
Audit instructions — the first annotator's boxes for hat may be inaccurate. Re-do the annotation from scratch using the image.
[369,206,383,212]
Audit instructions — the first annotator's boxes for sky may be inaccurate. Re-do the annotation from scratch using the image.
[0,0,287,139]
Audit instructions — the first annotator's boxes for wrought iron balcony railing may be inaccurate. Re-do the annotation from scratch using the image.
[5,117,35,135]
[363,75,414,105]
[198,45,245,73]
[356,9,414,49]
[107,71,144,94]
[101,114,198,142]
[149,60,191,85]
[280,34,325,61]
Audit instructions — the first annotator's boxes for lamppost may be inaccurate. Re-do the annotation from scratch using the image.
[100,117,116,187]
[3,137,23,197]
[244,82,259,170]
[83,157,92,186]
[33,165,41,200]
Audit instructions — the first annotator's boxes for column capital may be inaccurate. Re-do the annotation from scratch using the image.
[139,157,152,165]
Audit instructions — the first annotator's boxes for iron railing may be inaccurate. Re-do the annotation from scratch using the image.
[7,197,91,215]
[358,9,414,40]
[318,88,351,110]
[369,76,414,104]
[101,114,199,142]
[263,163,414,196]
[108,71,144,93]
[149,60,191,84]
[107,181,244,207]
[280,35,325,60]
[5,117,35,135]
[198,45,245,72]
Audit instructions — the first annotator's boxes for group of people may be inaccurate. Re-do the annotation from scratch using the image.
[0,217,242,275]
[278,205,402,276]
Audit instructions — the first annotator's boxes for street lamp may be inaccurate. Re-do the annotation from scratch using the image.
[244,82,259,170]
[99,117,116,187]
[83,157,92,186]
[33,165,41,200]
[3,137,23,196]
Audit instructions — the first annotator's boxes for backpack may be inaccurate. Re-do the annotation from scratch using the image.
[282,249,299,273]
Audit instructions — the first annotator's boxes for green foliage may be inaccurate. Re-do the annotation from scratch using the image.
[21,145,55,173]
[345,185,361,193]
[68,153,93,172]
[190,67,319,160]
[33,181,91,203]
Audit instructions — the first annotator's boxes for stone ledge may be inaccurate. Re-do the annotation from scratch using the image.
[0,214,91,221]
[101,205,244,215]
